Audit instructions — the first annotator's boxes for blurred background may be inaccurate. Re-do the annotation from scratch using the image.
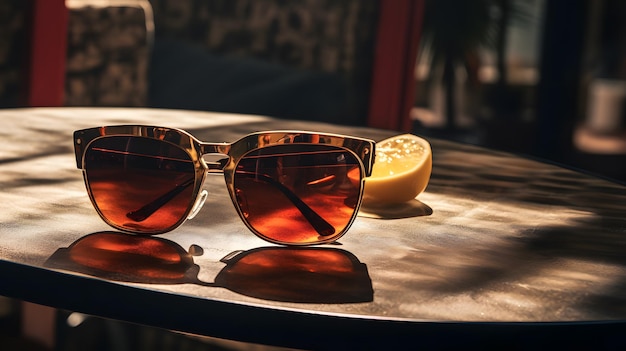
[413,0,626,183]
[1,0,625,181]
[1,0,626,349]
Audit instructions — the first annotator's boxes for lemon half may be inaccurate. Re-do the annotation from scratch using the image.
[362,134,432,205]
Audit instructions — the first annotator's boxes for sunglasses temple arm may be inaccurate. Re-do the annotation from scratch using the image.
[237,172,336,236]
[126,178,195,222]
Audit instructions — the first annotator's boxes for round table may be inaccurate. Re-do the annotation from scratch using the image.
[1,108,626,349]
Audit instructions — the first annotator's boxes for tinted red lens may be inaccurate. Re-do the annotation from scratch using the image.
[234,144,363,244]
[84,136,196,233]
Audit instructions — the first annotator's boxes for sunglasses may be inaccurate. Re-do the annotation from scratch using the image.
[73,126,376,245]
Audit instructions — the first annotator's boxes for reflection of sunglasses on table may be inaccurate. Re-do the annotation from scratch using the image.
[74,126,375,246]
[46,231,374,303]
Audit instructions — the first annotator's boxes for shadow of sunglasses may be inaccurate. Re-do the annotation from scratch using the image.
[45,231,373,303]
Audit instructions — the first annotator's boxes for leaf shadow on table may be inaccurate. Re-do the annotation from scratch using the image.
[44,231,373,304]
[411,139,626,320]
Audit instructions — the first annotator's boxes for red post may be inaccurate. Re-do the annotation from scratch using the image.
[367,0,424,131]
[26,0,68,107]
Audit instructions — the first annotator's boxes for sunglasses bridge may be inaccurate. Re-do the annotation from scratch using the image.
[199,143,231,172]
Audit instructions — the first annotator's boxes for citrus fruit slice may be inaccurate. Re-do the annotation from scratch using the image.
[362,134,432,205]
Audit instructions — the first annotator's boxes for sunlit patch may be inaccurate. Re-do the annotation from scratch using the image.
[371,189,606,321]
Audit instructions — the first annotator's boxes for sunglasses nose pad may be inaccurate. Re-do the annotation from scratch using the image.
[187,189,208,220]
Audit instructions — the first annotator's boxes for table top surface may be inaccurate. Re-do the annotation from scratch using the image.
[2,108,626,348]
